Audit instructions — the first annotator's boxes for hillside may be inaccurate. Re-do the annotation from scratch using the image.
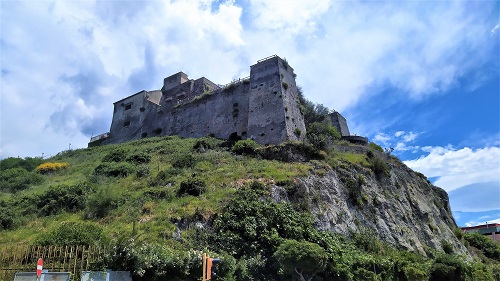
[1,136,499,280]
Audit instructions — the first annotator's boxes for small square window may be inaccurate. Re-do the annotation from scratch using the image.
[125,103,132,110]
[124,121,130,127]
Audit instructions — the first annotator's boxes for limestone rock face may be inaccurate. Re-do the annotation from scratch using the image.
[272,152,467,256]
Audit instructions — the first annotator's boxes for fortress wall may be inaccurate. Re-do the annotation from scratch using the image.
[247,56,306,145]
[247,57,287,144]
[168,82,250,140]
[108,91,162,144]
[100,55,309,147]
[329,112,350,136]
[163,81,194,106]
[279,60,306,142]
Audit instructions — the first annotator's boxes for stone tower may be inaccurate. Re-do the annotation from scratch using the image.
[247,56,306,144]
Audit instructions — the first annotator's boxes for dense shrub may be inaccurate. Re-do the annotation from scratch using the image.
[177,178,206,197]
[93,162,135,177]
[0,157,44,172]
[149,167,180,186]
[257,141,325,162]
[35,162,69,174]
[135,165,150,178]
[464,232,500,261]
[172,153,196,169]
[231,139,259,155]
[368,142,384,153]
[35,221,106,246]
[85,187,123,219]
[429,254,468,281]
[211,185,315,258]
[305,121,340,150]
[126,152,151,165]
[0,206,15,230]
[104,239,201,281]
[102,148,127,162]
[37,183,93,216]
[193,137,222,151]
[369,157,390,178]
[0,167,44,192]
[274,239,328,281]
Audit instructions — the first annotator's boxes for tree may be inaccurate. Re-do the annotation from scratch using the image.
[274,239,328,281]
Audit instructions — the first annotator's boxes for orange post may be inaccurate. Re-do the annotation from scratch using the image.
[202,253,207,281]
[207,258,213,280]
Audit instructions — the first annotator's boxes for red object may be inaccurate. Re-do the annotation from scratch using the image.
[36,258,43,277]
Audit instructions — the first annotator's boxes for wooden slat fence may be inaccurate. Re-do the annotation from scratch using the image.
[0,245,105,281]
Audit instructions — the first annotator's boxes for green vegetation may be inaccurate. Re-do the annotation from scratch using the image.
[274,239,328,281]
[1,134,498,280]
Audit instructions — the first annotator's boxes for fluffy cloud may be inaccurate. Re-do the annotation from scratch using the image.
[0,0,497,158]
[372,131,420,152]
[404,146,500,192]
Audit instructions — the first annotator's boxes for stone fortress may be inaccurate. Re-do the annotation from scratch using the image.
[89,55,367,147]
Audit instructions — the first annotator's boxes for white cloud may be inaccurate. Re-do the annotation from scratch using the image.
[0,0,246,158]
[248,0,332,33]
[371,131,420,152]
[0,0,497,158]
[395,131,404,137]
[491,23,499,35]
[404,146,500,192]
[373,133,391,146]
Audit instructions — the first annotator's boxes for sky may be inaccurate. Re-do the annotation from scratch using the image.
[1,0,499,227]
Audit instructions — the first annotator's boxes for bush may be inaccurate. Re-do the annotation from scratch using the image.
[35,162,69,174]
[85,187,123,219]
[172,153,196,169]
[211,186,314,258]
[193,137,222,151]
[274,239,328,281]
[429,254,467,281]
[93,162,135,177]
[442,240,454,254]
[135,165,150,178]
[0,157,44,172]
[305,122,340,150]
[104,239,201,280]
[177,178,206,197]
[0,167,44,192]
[369,157,390,178]
[464,232,500,261]
[368,142,384,153]
[126,152,151,164]
[354,267,380,281]
[0,206,15,230]
[231,139,259,155]
[102,148,127,162]
[149,167,180,186]
[35,221,106,246]
[37,183,93,216]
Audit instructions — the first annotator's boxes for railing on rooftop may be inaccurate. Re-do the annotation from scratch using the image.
[257,54,278,63]
[90,132,110,142]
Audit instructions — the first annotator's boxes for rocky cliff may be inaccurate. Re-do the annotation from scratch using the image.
[270,146,467,256]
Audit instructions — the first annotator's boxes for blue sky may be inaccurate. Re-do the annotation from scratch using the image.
[1,0,498,227]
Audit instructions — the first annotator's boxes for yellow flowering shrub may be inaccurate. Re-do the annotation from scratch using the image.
[35,162,69,174]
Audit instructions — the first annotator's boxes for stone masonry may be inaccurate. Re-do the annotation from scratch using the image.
[90,55,310,146]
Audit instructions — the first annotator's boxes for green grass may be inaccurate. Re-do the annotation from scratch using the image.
[0,136,312,245]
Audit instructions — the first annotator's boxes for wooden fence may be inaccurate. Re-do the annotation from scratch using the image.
[0,245,105,281]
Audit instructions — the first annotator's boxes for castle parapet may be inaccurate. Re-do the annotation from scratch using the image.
[162,72,189,91]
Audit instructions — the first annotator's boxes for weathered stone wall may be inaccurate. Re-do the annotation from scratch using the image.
[247,56,305,144]
[100,55,308,146]
[330,112,350,136]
